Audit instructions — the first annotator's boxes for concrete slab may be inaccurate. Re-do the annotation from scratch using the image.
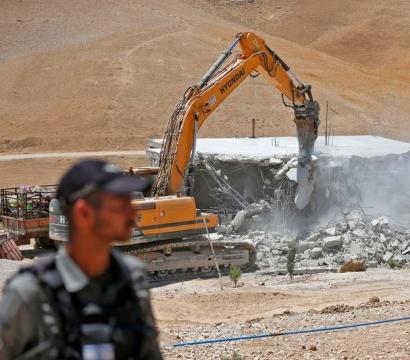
[147,136,410,162]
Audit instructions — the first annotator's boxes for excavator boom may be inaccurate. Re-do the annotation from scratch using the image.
[152,32,320,197]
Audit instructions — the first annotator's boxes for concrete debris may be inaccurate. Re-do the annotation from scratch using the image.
[189,150,410,274]
[402,241,410,255]
[218,200,271,235]
[269,157,283,165]
[295,160,317,210]
[309,247,323,259]
[382,252,393,263]
[297,241,320,253]
[350,242,368,259]
[223,208,410,274]
[322,236,343,249]
[323,227,337,236]
[274,157,298,181]
[371,216,389,230]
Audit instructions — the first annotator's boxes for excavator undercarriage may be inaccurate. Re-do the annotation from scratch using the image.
[117,237,256,283]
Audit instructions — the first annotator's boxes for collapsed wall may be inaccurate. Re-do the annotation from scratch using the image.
[147,136,410,272]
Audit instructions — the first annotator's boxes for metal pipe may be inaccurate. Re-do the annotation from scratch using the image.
[198,36,241,88]
[190,114,199,166]
[171,315,410,348]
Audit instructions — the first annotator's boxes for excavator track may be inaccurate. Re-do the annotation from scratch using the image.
[21,238,256,285]
[117,237,256,284]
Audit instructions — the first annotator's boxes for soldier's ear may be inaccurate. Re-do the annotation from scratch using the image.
[72,199,95,226]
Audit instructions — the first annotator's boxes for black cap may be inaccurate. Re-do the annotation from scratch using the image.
[57,159,148,210]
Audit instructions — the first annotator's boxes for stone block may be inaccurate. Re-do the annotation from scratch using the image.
[322,236,343,249]
[352,228,368,238]
[297,241,320,253]
[350,242,368,259]
[323,227,337,236]
[382,251,393,263]
[310,247,323,259]
[305,232,321,242]
[401,241,410,255]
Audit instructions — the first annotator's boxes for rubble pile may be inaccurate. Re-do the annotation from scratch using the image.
[223,208,410,274]
[192,142,410,274]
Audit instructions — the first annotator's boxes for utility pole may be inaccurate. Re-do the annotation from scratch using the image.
[251,118,256,138]
[325,101,329,146]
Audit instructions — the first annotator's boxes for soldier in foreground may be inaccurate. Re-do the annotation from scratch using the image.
[0,159,162,359]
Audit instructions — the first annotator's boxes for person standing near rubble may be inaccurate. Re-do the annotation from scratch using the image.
[0,159,162,360]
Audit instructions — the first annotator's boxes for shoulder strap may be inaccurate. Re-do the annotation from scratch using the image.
[19,257,82,359]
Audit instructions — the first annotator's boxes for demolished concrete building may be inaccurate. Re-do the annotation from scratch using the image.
[147,135,410,273]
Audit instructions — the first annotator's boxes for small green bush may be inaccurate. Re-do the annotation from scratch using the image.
[229,266,242,287]
[387,257,401,269]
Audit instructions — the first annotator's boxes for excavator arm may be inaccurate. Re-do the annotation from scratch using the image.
[152,32,320,197]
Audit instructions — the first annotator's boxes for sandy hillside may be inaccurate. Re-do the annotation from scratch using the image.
[0,0,409,157]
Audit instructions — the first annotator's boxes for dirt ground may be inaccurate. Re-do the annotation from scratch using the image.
[1,0,410,156]
[0,260,408,359]
[153,269,410,359]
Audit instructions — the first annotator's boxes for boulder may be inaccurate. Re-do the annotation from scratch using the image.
[297,241,320,253]
[231,210,247,232]
[323,227,337,236]
[269,157,283,165]
[352,228,368,238]
[402,241,410,255]
[305,232,321,242]
[388,240,401,252]
[334,254,345,264]
[367,261,378,268]
[339,259,367,273]
[350,242,368,259]
[310,247,323,259]
[382,251,393,263]
[379,233,387,245]
[322,236,343,249]
[341,232,352,245]
[248,231,265,239]
[346,210,363,230]
[257,245,271,253]
[371,216,389,230]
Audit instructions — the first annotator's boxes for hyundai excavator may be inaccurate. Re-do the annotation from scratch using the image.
[48,32,320,280]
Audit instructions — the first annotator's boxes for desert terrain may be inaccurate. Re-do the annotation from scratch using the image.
[0,259,409,359]
[1,1,410,359]
[1,0,410,158]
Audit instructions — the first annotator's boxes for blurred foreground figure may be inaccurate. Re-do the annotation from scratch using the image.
[0,159,162,360]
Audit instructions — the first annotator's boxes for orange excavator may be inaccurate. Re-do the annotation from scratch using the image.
[48,32,320,280]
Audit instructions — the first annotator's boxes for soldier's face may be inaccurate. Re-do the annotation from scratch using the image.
[90,193,137,242]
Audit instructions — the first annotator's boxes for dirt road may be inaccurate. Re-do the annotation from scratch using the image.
[0,155,148,188]
[153,269,410,359]
[0,150,145,161]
